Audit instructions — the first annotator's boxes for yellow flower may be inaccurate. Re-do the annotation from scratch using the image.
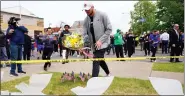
[62,33,84,50]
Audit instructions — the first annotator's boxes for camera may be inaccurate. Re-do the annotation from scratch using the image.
[8,17,20,27]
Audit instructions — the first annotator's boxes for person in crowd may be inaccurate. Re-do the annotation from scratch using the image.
[35,32,44,60]
[169,24,182,62]
[123,33,128,56]
[82,1,111,77]
[60,25,71,64]
[126,31,135,57]
[160,30,169,54]
[135,35,139,47]
[143,32,150,56]
[31,37,35,57]
[23,31,32,60]
[42,27,57,71]
[58,32,63,57]
[150,30,160,62]
[6,17,28,76]
[107,35,115,55]
[114,29,125,61]
[53,35,59,53]
[157,31,162,50]
[0,26,8,68]
[6,39,11,60]
[139,34,145,51]
[179,31,184,56]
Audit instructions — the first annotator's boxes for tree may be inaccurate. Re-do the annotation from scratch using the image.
[130,0,157,35]
[156,0,184,31]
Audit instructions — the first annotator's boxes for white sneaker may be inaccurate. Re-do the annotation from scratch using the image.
[77,55,80,58]
[154,60,156,62]
[106,73,111,77]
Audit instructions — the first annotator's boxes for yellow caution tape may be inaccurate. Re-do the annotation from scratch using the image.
[0,56,184,64]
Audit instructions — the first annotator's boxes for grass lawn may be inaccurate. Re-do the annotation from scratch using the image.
[152,62,184,73]
[1,72,158,95]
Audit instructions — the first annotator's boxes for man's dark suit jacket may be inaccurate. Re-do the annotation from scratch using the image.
[168,29,180,47]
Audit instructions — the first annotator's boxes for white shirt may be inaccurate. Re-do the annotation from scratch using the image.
[160,32,169,41]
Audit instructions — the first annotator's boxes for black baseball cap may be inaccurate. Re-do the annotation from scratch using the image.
[64,25,70,28]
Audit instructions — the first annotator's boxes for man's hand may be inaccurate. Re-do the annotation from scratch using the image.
[172,44,176,47]
[79,48,83,53]
[95,40,102,50]
[9,29,14,34]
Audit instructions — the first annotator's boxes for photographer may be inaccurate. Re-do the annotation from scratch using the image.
[6,17,28,76]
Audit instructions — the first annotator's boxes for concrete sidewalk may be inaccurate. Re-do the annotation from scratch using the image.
[1,61,184,84]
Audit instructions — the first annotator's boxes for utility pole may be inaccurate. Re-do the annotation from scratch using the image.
[49,23,52,27]
[19,0,21,19]
[140,2,143,35]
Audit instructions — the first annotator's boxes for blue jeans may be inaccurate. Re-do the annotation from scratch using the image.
[162,40,168,54]
[10,44,23,74]
[0,47,8,61]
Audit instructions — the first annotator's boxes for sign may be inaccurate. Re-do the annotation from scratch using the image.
[1,15,3,23]
[139,18,146,22]
[37,20,44,27]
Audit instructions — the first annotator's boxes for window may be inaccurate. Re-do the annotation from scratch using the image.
[37,20,43,27]
[0,15,3,23]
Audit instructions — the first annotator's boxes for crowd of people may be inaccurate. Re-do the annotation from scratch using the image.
[0,2,184,77]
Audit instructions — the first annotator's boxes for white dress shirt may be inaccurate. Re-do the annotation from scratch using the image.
[160,32,169,41]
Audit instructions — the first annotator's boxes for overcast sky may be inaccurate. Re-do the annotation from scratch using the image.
[1,1,138,33]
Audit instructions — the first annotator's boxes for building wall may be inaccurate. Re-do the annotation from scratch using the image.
[0,11,44,37]
[70,20,84,35]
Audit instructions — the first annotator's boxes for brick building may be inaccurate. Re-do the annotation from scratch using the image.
[1,6,44,38]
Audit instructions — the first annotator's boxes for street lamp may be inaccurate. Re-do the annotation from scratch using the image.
[49,23,52,27]
[60,21,66,28]
[19,0,21,19]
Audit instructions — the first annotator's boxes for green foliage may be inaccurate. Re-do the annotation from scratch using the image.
[130,0,157,35]
[130,0,184,35]
[156,0,184,31]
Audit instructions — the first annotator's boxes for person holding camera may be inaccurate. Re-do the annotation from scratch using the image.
[6,17,28,76]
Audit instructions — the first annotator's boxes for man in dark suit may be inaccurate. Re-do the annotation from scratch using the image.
[23,32,32,60]
[169,24,182,62]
